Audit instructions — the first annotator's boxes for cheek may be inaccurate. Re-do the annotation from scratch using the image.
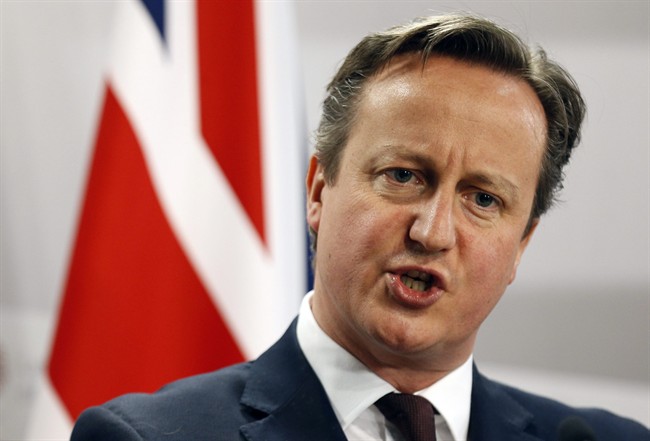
[323,191,385,243]
[319,195,379,264]
[460,234,522,318]
[318,193,406,290]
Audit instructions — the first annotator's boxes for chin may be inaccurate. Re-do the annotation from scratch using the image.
[372,319,442,357]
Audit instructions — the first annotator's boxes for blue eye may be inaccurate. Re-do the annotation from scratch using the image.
[389,169,414,183]
[475,192,496,208]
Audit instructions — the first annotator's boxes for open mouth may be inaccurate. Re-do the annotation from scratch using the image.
[389,268,444,309]
[400,270,434,292]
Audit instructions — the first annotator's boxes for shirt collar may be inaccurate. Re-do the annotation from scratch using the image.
[296,291,473,441]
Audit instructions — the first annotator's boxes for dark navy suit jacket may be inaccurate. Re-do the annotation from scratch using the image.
[71,320,649,440]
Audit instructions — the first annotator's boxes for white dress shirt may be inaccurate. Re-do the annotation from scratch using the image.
[296,291,473,441]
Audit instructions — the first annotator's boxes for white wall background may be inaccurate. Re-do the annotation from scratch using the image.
[1,1,648,439]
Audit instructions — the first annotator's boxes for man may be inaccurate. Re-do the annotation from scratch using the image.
[71,14,648,441]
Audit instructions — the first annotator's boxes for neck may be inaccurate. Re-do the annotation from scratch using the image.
[359,346,471,393]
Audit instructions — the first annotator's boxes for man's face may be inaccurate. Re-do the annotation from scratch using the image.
[307,55,546,378]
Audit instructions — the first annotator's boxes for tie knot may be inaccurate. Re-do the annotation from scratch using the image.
[375,393,437,441]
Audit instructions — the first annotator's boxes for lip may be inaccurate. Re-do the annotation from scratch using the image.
[386,267,446,309]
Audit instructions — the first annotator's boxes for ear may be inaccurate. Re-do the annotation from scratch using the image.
[306,155,326,233]
[508,218,539,285]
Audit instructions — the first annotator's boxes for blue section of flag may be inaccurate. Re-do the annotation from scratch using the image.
[140,0,165,42]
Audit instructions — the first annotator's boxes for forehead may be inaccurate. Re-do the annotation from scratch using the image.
[351,53,548,160]
[378,54,542,117]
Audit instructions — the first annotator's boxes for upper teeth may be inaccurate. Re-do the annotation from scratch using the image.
[406,270,432,282]
[401,271,433,292]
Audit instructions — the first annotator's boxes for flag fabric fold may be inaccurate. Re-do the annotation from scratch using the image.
[27,1,305,437]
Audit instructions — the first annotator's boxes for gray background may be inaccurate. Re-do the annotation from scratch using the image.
[1,1,648,439]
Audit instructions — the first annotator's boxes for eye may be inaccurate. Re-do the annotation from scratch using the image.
[474,192,497,208]
[386,168,415,184]
[376,167,426,199]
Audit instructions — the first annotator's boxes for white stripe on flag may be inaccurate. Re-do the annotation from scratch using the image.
[257,0,308,331]
[26,374,73,439]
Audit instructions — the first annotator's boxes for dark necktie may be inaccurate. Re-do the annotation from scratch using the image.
[375,393,437,441]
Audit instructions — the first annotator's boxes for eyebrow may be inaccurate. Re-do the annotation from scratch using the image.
[371,145,434,168]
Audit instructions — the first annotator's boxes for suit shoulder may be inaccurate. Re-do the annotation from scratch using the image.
[114,361,252,411]
[493,378,649,439]
[72,362,254,441]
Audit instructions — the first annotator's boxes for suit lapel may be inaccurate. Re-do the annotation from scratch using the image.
[239,320,347,441]
[468,365,542,441]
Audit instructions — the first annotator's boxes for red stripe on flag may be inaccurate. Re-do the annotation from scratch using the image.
[48,86,244,419]
[197,0,266,244]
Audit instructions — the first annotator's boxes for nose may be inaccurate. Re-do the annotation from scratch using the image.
[407,192,457,253]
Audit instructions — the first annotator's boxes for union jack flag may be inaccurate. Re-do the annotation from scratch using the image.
[27,1,306,437]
